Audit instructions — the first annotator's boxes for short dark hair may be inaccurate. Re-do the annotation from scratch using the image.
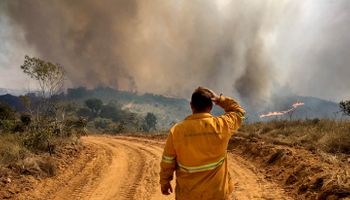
[191,88,213,112]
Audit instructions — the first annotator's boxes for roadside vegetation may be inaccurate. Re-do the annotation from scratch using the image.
[239,119,350,155]
[76,98,157,134]
[1,55,349,199]
[0,56,159,176]
[234,115,350,199]
[0,56,84,180]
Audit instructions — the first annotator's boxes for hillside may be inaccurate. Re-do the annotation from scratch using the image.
[0,87,344,129]
[251,95,342,122]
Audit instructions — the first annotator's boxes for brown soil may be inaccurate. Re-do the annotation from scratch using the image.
[1,135,348,200]
[229,135,350,200]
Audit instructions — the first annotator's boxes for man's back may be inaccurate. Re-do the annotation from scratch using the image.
[160,91,245,200]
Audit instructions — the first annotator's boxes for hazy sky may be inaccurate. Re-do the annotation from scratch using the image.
[0,0,349,102]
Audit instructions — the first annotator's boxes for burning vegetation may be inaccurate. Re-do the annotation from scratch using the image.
[260,102,305,118]
[0,1,349,198]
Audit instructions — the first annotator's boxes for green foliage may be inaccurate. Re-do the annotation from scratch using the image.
[100,104,124,122]
[62,118,88,136]
[0,104,17,132]
[20,113,32,126]
[0,120,16,132]
[77,107,94,119]
[142,112,157,132]
[67,87,88,99]
[61,102,80,119]
[79,98,143,132]
[0,103,15,120]
[85,98,103,115]
[22,129,53,153]
[94,117,112,130]
[339,100,350,116]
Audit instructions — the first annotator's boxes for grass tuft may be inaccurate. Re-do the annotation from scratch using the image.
[240,120,350,155]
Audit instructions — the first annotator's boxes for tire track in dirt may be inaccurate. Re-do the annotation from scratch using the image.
[110,136,292,199]
[109,137,174,200]
[16,135,292,200]
[50,140,114,200]
[83,136,174,200]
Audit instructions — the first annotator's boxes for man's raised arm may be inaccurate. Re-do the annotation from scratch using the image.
[198,87,245,133]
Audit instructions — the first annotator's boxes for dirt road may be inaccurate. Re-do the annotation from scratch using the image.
[22,136,292,200]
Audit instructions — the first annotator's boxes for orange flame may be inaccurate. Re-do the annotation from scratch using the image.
[260,101,305,118]
[292,102,304,108]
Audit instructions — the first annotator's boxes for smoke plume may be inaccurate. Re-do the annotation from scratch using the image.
[1,0,349,103]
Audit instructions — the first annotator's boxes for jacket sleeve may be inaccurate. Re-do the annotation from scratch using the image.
[160,128,177,186]
[214,95,245,134]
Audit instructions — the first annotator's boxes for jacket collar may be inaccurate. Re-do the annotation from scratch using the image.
[185,113,213,120]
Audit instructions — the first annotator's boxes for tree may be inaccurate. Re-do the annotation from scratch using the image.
[142,112,157,132]
[0,103,15,121]
[19,95,31,111]
[94,117,112,130]
[20,56,67,155]
[85,98,103,116]
[100,104,122,122]
[21,55,65,98]
[339,100,350,116]
[77,107,94,119]
[67,87,88,99]
[20,113,32,126]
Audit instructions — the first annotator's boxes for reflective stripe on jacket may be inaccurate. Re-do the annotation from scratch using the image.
[160,96,245,200]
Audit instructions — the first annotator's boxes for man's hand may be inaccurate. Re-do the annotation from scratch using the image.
[197,86,220,104]
[161,182,173,195]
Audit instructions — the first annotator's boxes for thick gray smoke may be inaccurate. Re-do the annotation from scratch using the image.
[1,0,349,103]
[2,0,139,91]
[0,0,279,104]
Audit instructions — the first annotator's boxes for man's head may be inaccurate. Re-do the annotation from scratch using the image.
[190,87,213,113]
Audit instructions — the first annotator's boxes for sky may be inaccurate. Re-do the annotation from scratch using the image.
[0,0,349,102]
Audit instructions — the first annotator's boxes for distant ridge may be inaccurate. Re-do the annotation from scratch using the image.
[0,88,27,96]
[0,94,26,111]
[0,87,343,126]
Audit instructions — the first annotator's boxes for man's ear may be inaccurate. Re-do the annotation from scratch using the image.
[208,104,213,112]
[190,102,196,112]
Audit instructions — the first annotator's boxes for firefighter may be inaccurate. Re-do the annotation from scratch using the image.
[160,86,245,200]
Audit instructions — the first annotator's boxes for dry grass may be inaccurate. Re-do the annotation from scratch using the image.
[0,134,29,165]
[231,120,350,199]
[239,119,350,155]
[0,132,77,178]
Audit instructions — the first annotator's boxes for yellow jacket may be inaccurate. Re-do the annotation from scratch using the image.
[160,96,245,200]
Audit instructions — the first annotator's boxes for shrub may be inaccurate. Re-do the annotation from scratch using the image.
[23,130,53,153]
[77,107,93,119]
[85,98,103,115]
[240,120,350,155]
[94,117,112,130]
[142,112,157,132]
[0,134,28,165]
[0,120,16,132]
[339,100,350,116]
[319,130,350,154]
[20,113,32,126]
[100,104,123,122]
[0,103,15,120]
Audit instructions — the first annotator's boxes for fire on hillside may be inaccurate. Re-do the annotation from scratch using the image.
[260,102,305,118]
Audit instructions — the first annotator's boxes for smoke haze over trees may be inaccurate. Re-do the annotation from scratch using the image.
[0,0,349,105]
